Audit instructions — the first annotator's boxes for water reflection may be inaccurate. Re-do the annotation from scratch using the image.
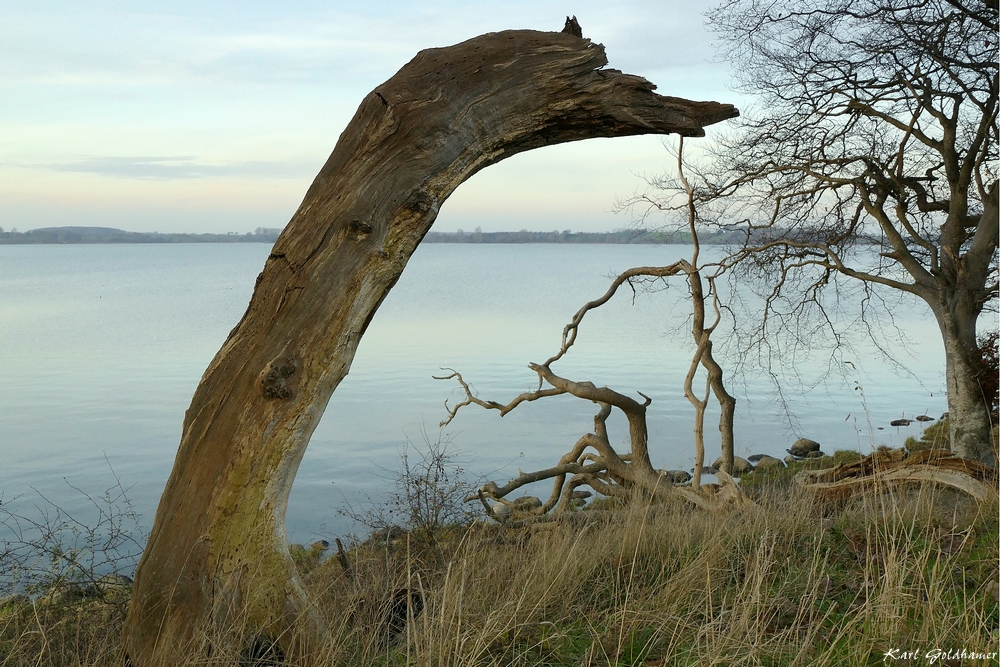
[0,243,946,543]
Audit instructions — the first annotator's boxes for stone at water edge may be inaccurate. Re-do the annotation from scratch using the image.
[40,581,97,605]
[712,456,754,475]
[657,469,691,483]
[96,573,133,599]
[806,450,827,459]
[753,455,785,471]
[788,438,821,457]
[491,502,512,519]
[512,496,543,512]
[784,455,797,465]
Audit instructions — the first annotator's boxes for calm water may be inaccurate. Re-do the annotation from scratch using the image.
[0,243,946,544]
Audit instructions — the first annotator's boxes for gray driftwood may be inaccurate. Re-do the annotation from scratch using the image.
[121,28,737,665]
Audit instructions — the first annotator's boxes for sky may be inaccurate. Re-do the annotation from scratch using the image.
[1,0,747,234]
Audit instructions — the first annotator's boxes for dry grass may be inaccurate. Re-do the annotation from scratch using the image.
[2,475,997,666]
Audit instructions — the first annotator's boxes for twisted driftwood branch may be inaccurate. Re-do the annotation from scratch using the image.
[434,236,758,521]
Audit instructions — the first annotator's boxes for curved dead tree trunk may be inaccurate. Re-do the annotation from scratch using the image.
[121,28,737,665]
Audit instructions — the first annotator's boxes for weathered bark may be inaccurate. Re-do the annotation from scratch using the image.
[121,29,737,664]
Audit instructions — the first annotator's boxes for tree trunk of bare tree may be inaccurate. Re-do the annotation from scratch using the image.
[120,29,737,665]
[934,301,995,466]
[930,180,998,466]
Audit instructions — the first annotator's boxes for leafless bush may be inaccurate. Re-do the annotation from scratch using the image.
[337,431,478,551]
[0,467,146,600]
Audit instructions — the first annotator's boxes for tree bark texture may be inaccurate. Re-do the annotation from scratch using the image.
[121,29,737,664]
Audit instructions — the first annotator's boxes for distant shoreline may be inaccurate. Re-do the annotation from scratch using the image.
[0,226,742,245]
[0,227,283,245]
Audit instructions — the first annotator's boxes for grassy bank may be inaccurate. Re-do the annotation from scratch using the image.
[2,461,997,666]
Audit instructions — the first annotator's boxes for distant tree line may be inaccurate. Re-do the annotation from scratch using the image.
[0,226,749,245]
[422,228,745,244]
[0,226,283,244]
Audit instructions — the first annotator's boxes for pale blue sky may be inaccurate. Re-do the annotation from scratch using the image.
[1,0,744,233]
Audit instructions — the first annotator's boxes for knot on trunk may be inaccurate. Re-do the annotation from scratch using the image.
[348,219,374,240]
[260,355,298,400]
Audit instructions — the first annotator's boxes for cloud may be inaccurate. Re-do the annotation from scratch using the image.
[37,156,312,180]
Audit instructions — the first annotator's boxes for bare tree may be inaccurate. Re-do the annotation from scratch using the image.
[687,0,997,463]
[120,28,738,665]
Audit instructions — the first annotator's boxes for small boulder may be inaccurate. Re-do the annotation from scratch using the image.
[512,496,542,511]
[41,581,97,605]
[915,414,934,422]
[490,502,512,519]
[806,450,827,459]
[753,455,785,471]
[96,573,132,595]
[310,540,331,552]
[91,573,133,601]
[712,456,754,475]
[890,419,911,427]
[666,470,691,484]
[788,438,821,457]
[784,454,797,465]
[570,490,592,500]
[746,454,765,462]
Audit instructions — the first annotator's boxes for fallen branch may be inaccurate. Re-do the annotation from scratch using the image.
[794,449,999,501]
